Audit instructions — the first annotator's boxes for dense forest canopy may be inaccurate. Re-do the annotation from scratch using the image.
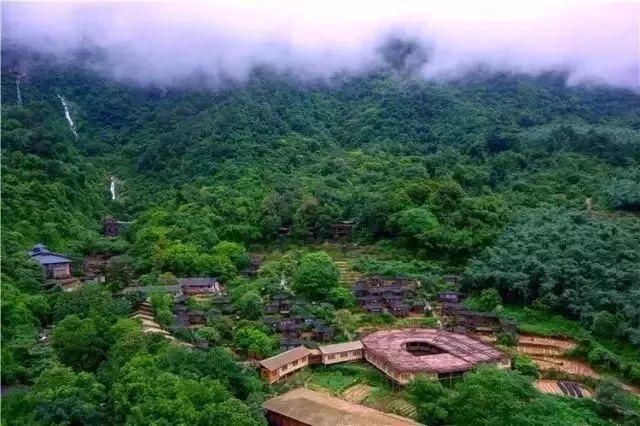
[2,45,640,424]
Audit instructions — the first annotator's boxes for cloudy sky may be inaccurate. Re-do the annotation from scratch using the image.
[2,0,638,87]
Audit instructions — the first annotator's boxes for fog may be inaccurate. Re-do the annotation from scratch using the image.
[2,1,638,88]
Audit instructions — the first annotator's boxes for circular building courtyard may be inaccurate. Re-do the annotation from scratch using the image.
[361,329,511,385]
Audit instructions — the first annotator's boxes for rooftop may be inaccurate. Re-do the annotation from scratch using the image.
[263,387,418,426]
[318,341,363,355]
[29,244,72,265]
[362,329,502,374]
[178,277,219,287]
[260,346,311,371]
[30,253,73,265]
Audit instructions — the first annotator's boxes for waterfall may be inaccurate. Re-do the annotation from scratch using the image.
[16,79,22,108]
[110,177,116,200]
[57,94,78,139]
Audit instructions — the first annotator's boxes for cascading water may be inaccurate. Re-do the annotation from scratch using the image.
[16,78,22,108]
[110,177,116,200]
[57,94,78,139]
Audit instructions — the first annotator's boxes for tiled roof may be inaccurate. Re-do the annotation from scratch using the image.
[263,388,418,426]
[362,329,502,374]
[31,253,72,265]
[178,277,219,286]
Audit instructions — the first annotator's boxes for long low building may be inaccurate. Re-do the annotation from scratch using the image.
[318,341,363,365]
[362,329,510,385]
[260,341,364,383]
[263,387,418,426]
[260,346,311,384]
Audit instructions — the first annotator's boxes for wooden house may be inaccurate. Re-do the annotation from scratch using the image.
[440,301,463,316]
[263,316,281,333]
[259,346,311,384]
[313,324,334,342]
[388,300,409,317]
[382,294,403,306]
[268,295,291,315]
[454,310,517,333]
[265,302,280,315]
[332,221,355,239]
[281,322,302,338]
[364,300,384,314]
[436,291,467,304]
[103,217,119,237]
[172,304,189,327]
[410,300,427,314]
[241,253,264,278]
[187,310,204,325]
[443,275,461,285]
[279,338,304,351]
[179,278,222,296]
[29,244,72,280]
[210,295,233,314]
[318,341,363,365]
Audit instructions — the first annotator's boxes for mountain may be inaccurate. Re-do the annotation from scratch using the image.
[2,48,639,424]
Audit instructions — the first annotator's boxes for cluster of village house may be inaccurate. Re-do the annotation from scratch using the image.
[29,233,599,425]
[435,289,516,334]
[28,243,514,374]
[353,275,427,316]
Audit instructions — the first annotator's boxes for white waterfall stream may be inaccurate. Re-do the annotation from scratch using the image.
[110,177,116,200]
[16,79,22,108]
[57,94,78,139]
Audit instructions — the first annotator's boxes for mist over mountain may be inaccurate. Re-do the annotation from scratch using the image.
[3,1,638,88]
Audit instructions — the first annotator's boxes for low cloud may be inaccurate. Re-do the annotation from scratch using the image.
[2,1,638,88]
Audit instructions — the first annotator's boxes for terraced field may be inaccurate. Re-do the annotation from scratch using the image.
[335,260,361,285]
[342,384,372,403]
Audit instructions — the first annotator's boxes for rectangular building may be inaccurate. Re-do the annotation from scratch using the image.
[318,341,363,365]
[260,346,311,384]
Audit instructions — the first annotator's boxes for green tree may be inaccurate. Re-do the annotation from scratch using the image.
[3,367,106,425]
[513,354,539,378]
[332,309,357,341]
[213,241,249,269]
[594,379,640,423]
[52,315,105,371]
[234,326,273,358]
[195,327,221,346]
[477,288,502,312]
[236,290,263,320]
[328,287,356,309]
[407,375,449,426]
[292,251,339,301]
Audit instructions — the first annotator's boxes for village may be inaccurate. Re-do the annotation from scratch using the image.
[23,217,621,426]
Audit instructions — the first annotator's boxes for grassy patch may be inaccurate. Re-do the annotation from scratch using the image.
[502,305,586,337]
[308,368,361,393]
[307,363,390,394]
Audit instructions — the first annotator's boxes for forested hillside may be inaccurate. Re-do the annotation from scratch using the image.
[2,47,640,424]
